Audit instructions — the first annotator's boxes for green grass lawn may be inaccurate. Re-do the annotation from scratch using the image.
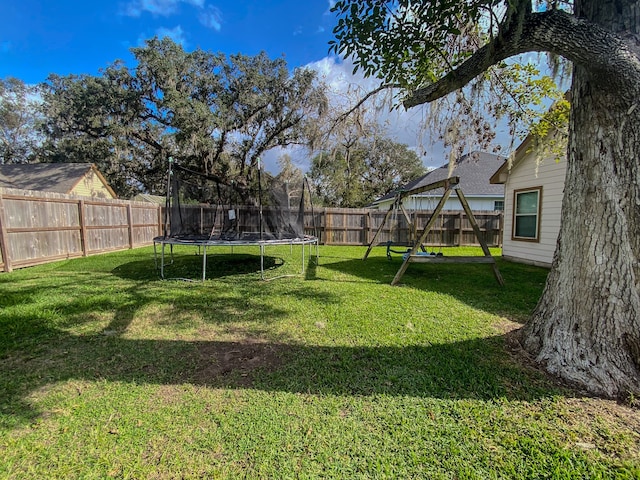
[1,245,638,479]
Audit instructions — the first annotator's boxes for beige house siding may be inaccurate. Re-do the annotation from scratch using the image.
[501,151,567,268]
[69,168,116,199]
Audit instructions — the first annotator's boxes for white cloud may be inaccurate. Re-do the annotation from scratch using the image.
[123,0,179,17]
[122,0,206,17]
[252,56,452,175]
[304,56,450,169]
[155,25,187,46]
[324,1,337,15]
[198,5,222,31]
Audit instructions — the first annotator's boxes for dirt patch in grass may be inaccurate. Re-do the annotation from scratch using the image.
[190,339,287,388]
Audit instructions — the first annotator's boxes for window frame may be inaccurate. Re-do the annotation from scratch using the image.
[511,186,542,242]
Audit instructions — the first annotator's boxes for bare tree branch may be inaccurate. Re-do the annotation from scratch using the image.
[331,83,401,132]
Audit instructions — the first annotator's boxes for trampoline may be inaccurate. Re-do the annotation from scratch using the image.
[153,234,318,281]
[153,158,319,281]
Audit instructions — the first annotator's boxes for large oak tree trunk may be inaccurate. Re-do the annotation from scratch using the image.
[521,1,640,398]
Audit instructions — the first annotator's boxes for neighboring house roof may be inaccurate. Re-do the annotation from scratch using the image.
[0,163,117,198]
[372,151,506,205]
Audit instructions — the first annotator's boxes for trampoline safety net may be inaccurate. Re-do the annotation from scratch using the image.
[163,162,311,242]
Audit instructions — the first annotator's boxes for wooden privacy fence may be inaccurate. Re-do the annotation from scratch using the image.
[309,207,503,248]
[0,188,503,273]
[0,188,162,272]
[167,205,502,248]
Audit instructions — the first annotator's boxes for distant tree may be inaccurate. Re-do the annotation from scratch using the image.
[310,137,425,207]
[361,137,426,200]
[310,149,363,207]
[40,37,327,198]
[39,70,152,197]
[273,154,306,208]
[0,78,42,165]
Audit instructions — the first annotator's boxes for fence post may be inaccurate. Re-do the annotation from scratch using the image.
[78,199,88,257]
[458,211,463,246]
[365,210,371,245]
[126,203,134,249]
[0,192,12,272]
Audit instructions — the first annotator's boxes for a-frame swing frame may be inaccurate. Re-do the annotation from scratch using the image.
[364,176,504,287]
[362,189,421,261]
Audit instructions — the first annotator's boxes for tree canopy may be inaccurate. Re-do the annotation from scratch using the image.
[0,78,42,165]
[310,137,425,207]
[39,37,327,197]
[332,1,575,150]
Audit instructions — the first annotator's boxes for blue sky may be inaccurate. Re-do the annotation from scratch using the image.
[0,0,517,171]
[1,0,339,84]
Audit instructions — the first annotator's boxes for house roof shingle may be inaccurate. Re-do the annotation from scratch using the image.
[0,163,111,195]
[373,151,506,204]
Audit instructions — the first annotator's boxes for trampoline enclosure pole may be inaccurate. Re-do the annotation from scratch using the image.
[163,156,173,238]
[257,157,263,241]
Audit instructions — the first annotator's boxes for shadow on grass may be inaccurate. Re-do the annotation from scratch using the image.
[320,254,549,323]
[1,329,558,430]
[112,253,282,282]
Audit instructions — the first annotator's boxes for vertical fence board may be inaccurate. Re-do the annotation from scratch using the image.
[78,200,88,257]
[0,193,11,272]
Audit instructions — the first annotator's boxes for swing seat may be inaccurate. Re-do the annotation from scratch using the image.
[386,241,411,261]
[402,251,442,261]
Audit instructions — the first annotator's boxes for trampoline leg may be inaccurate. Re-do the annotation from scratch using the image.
[202,245,207,282]
[153,241,158,271]
[260,244,265,280]
[160,243,166,279]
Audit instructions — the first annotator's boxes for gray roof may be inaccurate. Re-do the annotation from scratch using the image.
[0,163,97,193]
[374,151,506,203]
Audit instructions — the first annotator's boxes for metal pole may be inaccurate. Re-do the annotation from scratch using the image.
[164,156,173,238]
[260,243,265,280]
[202,245,207,282]
[257,157,263,241]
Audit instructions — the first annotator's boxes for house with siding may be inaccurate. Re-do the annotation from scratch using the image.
[490,135,567,268]
[0,163,117,199]
[370,151,506,212]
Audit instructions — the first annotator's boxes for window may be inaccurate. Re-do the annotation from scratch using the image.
[494,200,504,211]
[513,187,541,241]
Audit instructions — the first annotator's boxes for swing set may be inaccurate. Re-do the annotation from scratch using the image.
[363,176,504,286]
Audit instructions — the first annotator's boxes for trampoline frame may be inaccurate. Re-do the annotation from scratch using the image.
[153,234,319,281]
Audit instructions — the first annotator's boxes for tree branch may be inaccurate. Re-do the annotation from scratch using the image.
[331,83,401,131]
[404,9,640,109]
